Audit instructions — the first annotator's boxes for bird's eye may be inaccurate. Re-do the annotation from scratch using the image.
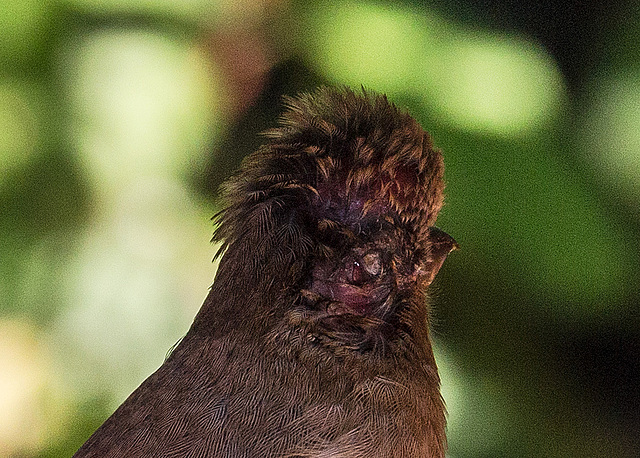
[361,252,382,277]
[350,260,365,285]
[348,252,382,286]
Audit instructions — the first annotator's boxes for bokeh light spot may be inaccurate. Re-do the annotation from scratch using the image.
[303,1,431,95]
[0,319,69,456]
[424,32,565,136]
[66,29,223,191]
[62,0,219,22]
[301,1,564,137]
[581,74,640,207]
[55,177,216,404]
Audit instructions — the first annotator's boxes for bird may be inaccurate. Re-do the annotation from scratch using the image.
[74,87,457,458]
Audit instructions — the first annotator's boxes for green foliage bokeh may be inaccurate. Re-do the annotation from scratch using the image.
[1,0,638,456]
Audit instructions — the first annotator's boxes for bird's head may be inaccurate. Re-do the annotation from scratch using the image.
[212,87,456,357]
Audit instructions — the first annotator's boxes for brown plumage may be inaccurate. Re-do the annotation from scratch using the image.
[74,87,457,458]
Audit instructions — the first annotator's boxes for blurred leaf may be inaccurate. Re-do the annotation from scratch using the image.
[0,0,53,66]
[579,74,640,210]
[434,128,634,316]
[0,149,90,240]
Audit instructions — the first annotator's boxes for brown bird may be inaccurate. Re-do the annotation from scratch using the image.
[74,87,457,457]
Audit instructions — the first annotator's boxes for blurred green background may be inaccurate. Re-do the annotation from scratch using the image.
[1,0,639,456]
